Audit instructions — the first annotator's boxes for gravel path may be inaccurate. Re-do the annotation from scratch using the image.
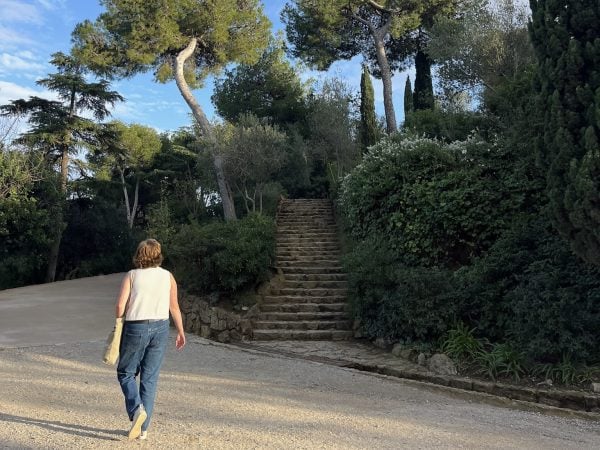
[1,334,599,449]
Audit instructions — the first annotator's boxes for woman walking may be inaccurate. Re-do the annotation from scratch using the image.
[114,239,186,440]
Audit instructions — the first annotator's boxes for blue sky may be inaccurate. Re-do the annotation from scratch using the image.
[0,0,410,134]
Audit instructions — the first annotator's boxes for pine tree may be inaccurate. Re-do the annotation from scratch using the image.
[529,0,600,264]
[1,52,122,281]
[413,49,434,111]
[404,75,413,118]
[360,65,378,150]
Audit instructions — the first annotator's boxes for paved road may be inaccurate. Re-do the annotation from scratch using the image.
[0,273,123,348]
[0,275,599,449]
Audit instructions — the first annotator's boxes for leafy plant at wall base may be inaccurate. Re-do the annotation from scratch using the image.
[441,322,483,365]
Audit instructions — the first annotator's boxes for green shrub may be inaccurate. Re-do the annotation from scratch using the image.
[168,213,275,295]
[441,322,484,364]
[339,134,524,267]
[403,109,498,142]
[0,197,51,288]
[457,217,600,364]
[344,238,457,342]
[59,198,137,279]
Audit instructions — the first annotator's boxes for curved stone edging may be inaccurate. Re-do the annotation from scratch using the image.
[358,364,600,414]
[232,341,600,416]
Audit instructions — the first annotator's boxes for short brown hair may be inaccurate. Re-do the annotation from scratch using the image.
[133,239,163,268]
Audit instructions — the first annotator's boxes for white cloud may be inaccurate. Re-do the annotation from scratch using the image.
[36,0,67,10]
[0,0,43,24]
[0,52,45,74]
[0,80,55,104]
[0,25,36,50]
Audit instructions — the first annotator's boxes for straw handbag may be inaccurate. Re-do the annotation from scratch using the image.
[103,317,124,366]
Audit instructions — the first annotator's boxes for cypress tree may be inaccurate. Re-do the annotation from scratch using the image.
[529,0,600,264]
[404,75,413,118]
[360,64,378,150]
[413,49,434,111]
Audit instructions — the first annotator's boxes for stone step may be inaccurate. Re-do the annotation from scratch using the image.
[276,259,342,266]
[278,241,340,246]
[277,247,340,254]
[278,209,333,213]
[256,311,349,321]
[252,329,353,341]
[277,234,338,241]
[283,280,347,289]
[277,218,335,222]
[276,260,342,268]
[277,266,345,274]
[276,252,341,259]
[277,244,340,250]
[253,320,352,331]
[269,287,348,296]
[277,225,334,231]
[262,295,347,304]
[284,273,347,282]
[277,239,339,246]
[259,302,348,313]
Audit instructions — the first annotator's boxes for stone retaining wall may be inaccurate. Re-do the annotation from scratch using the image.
[179,293,255,343]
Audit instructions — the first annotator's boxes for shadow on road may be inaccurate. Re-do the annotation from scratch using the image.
[0,413,124,441]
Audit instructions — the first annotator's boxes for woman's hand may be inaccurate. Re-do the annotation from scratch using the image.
[176,332,186,350]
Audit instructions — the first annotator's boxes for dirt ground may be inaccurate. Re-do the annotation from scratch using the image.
[0,275,599,449]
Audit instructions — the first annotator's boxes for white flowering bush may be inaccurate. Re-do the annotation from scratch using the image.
[339,133,508,266]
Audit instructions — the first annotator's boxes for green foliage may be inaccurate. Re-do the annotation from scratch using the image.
[0,196,52,289]
[427,0,534,102]
[403,75,413,118]
[529,0,600,264]
[344,238,457,342]
[59,197,136,279]
[168,214,276,295]
[218,114,288,214]
[441,322,483,363]
[212,37,307,127]
[305,78,360,186]
[458,217,600,364]
[413,50,434,111]
[72,0,271,84]
[359,65,379,150]
[0,150,53,288]
[339,134,522,267]
[282,1,436,70]
[403,109,498,142]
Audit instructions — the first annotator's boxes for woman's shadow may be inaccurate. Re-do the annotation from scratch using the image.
[0,412,125,441]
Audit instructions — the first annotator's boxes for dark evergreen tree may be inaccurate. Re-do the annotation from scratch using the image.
[529,0,600,264]
[359,65,378,150]
[404,75,413,118]
[1,52,122,281]
[413,48,434,111]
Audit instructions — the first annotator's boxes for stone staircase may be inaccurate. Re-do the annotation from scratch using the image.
[252,199,353,341]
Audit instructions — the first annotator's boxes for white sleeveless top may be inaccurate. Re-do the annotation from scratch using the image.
[125,267,171,321]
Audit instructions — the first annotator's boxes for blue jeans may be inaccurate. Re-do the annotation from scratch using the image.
[117,320,169,432]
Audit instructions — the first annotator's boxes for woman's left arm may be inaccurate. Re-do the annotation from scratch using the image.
[115,273,131,318]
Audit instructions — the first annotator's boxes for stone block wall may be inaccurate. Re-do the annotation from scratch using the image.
[179,293,255,343]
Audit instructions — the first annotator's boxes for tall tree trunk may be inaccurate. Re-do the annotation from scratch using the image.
[130,177,139,229]
[45,146,68,282]
[174,38,237,221]
[118,168,132,226]
[372,32,397,133]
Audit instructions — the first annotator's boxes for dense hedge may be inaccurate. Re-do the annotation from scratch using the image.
[339,135,528,267]
[344,237,456,343]
[167,213,276,295]
[340,133,600,364]
[458,217,600,363]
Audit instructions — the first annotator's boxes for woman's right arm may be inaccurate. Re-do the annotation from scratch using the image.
[115,273,131,318]
[169,273,186,350]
